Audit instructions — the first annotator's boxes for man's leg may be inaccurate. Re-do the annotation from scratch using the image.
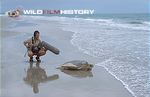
[28,50,34,62]
[36,47,46,62]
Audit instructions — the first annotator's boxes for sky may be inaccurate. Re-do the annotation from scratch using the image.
[1,0,149,13]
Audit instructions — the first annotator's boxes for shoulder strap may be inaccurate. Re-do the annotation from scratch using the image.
[32,37,34,44]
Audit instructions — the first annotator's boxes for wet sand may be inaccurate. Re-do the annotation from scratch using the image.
[1,16,134,97]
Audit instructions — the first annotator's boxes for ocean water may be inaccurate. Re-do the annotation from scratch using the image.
[1,14,150,97]
[54,14,150,97]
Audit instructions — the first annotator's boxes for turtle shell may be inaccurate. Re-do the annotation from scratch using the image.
[60,60,93,71]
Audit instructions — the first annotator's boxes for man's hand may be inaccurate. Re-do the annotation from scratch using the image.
[24,42,30,49]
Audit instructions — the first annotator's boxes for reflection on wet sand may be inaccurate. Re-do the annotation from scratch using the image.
[60,69,93,78]
[23,62,59,93]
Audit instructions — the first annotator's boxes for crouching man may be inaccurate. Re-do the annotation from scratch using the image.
[24,30,46,62]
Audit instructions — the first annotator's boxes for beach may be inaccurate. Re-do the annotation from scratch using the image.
[1,15,149,97]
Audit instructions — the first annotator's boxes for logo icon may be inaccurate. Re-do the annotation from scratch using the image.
[5,9,22,17]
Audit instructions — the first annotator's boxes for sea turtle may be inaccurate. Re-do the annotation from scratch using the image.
[57,60,93,71]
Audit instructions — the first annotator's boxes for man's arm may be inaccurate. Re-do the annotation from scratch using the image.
[23,41,28,47]
[23,38,32,49]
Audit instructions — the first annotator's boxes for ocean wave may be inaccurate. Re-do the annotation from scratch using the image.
[128,21,144,24]
[70,30,149,97]
[56,16,149,31]
[55,15,149,97]
[95,60,136,97]
[95,58,149,97]
[143,21,150,25]
[12,15,149,31]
